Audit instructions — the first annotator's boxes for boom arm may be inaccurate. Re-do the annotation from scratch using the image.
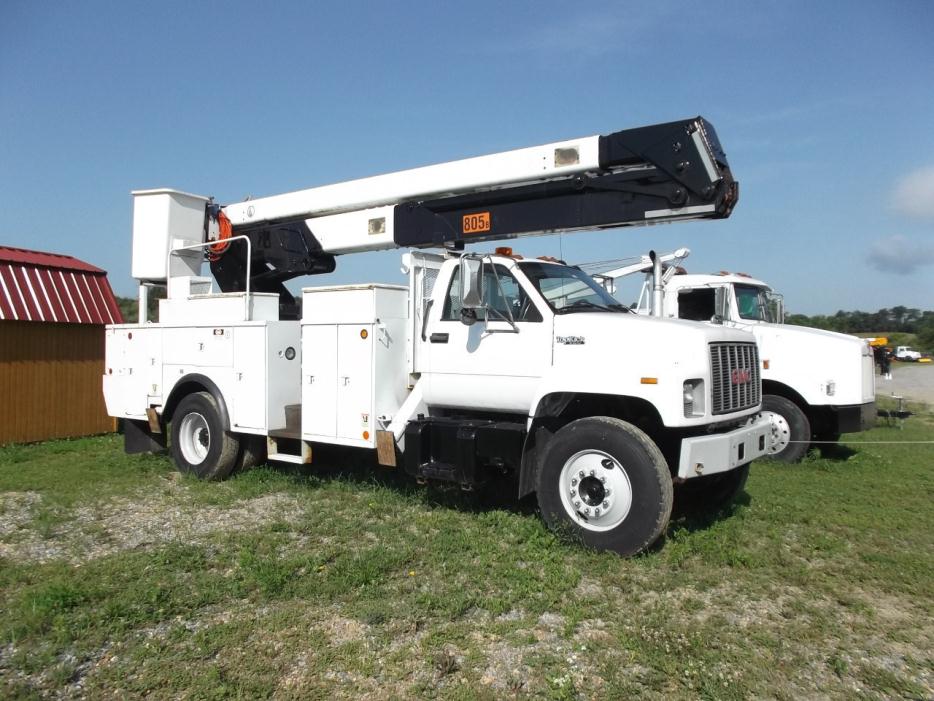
[206,117,736,316]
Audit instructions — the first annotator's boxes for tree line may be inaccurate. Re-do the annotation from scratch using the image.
[786,307,934,352]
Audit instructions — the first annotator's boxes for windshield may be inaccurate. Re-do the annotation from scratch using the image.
[519,262,628,314]
[735,284,781,322]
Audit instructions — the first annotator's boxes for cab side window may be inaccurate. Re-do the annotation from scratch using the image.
[678,288,715,321]
[442,268,463,321]
[441,264,542,322]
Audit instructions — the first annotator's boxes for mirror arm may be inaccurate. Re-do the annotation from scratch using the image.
[421,298,434,341]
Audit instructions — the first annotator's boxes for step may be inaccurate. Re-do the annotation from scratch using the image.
[284,404,302,432]
[268,427,302,440]
[265,435,312,464]
[268,452,310,465]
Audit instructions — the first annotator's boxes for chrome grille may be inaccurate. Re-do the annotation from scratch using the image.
[709,342,761,415]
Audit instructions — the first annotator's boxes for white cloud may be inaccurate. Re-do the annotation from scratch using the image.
[891,166,934,220]
[866,234,934,274]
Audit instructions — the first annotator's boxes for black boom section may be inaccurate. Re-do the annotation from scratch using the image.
[210,219,335,319]
[393,116,737,249]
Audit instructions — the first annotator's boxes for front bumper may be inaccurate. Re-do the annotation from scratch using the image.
[677,415,771,479]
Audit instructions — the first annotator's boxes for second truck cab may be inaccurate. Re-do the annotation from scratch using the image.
[614,256,875,461]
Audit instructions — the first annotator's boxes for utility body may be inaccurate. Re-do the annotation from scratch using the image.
[104,117,769,555]
[597,248,876,462]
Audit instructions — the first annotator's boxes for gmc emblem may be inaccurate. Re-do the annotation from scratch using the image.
[731,368,751,384]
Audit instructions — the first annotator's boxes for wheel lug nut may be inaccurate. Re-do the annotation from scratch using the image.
[605,488,611,496]
[589,469,595,476]
[573,500,581,508]
[600,476,606,483]
[578,470,584,478]
[602,501,609,509]
[584,507,591,515]
[594,508,601,516]
[570,489,576,497]
[571,478,577,486]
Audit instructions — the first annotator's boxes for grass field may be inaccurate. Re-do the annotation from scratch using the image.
[2,408,932,699]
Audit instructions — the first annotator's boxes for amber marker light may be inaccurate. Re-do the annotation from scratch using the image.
[362,431,370,440]
[640,377,658,385]
[763,360,770,370]
[360,329,368,339]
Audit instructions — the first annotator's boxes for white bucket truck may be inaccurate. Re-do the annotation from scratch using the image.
[104,117,770,555]
[597,248,876,462]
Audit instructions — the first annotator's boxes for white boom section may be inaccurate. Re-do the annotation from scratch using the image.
[222,136,602,234]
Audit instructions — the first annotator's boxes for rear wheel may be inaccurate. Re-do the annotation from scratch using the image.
[170,392,240,480]
[536,417,673,556]
[761,394,810,463]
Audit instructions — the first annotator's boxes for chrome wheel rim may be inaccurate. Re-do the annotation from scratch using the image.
[178,412,210,465]
[762,411,790,454]
[558,450,632,532]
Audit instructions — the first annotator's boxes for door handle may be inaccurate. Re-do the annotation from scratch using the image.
[429,333,449,344]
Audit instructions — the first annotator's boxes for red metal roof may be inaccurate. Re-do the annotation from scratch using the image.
[0,246,123,325]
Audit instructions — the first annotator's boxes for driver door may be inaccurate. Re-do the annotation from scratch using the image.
[423,262,552,413]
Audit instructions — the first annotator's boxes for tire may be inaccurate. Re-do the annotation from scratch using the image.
[761,394,810,463]
[170,392,240,480]
[673,464,750,517]
[536,417,673,556]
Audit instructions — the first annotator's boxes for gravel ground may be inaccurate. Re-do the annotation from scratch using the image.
[875,362,934,406]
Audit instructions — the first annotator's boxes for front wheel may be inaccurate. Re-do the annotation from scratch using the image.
[170,392,241,480]
[761,394,811,463]
[536,417,673,556]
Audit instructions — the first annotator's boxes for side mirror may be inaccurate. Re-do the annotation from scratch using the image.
[773,295,785,324]
[713,286,729,323]
[460,257,484,309]
[460,308,478,326]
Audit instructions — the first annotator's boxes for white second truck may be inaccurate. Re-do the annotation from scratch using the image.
[895,346,922,362]
[598,248,876,462]
[104,117,770,555]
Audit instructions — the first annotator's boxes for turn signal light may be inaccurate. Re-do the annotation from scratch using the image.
[495,247,513,256]
[640,377,658,385]
[763,359,770,370]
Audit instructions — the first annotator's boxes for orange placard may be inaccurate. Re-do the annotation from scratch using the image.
[462,212,491,234]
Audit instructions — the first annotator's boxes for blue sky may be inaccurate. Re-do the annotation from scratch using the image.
[1,0,932,314]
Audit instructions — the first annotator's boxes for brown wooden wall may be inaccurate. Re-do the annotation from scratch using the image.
[0,321,113,445]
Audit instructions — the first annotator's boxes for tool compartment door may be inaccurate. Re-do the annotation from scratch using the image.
[301,324,338,438]
[336,324,374,444]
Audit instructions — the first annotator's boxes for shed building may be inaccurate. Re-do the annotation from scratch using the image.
[0,245,123,445]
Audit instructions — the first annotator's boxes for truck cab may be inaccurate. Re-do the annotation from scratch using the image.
[634,270,876,461]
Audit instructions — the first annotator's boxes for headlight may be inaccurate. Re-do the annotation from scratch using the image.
[683,379,705,417]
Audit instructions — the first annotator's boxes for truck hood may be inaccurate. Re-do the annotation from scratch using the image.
[554,312,755,378]
[736,321,874,404]
[557,311,754,345]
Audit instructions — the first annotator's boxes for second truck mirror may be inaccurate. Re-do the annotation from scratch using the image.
[714,286,729,322]
[460,258,484,309]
